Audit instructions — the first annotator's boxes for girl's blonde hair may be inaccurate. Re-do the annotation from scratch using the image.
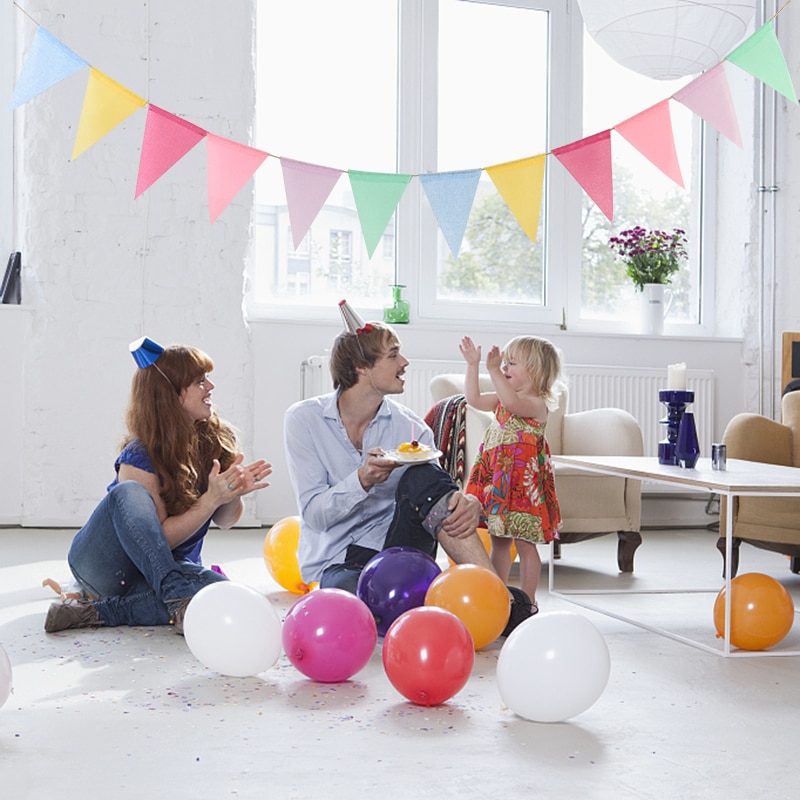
[503,336,563,411]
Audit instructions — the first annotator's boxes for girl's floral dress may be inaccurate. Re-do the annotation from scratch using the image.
[465,403,561,543]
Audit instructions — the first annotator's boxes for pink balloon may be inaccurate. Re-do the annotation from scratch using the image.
[282,588,378,682]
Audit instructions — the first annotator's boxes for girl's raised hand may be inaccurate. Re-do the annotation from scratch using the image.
[459,336,481,366]
[486,345,503,372]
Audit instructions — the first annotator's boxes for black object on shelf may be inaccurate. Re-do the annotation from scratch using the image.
[1,252,21,304]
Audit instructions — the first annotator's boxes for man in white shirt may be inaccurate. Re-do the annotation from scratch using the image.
[284,305,533,635]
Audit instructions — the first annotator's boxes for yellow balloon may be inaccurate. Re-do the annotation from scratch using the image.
[263,516,310,594]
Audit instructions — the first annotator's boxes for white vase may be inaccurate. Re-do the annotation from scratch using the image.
[640,283,673,335]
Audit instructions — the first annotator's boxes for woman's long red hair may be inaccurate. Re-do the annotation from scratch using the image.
[123,345,238,516]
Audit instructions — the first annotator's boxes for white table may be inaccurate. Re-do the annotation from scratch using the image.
[549,455,800,657]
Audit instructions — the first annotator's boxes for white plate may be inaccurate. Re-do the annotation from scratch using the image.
[382,448,443,464]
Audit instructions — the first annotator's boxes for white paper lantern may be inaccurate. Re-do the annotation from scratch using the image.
[578,1,756,80]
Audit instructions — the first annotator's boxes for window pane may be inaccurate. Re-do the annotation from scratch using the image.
[434,0,549,309]
[581,34,701,326]
[253,0,398,312]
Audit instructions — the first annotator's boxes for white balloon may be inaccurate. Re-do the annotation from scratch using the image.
[0,645,11,708]
[183,582,282,677]
[497,611,610,722]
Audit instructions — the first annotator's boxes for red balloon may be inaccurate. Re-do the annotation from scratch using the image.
[382,606,474,706]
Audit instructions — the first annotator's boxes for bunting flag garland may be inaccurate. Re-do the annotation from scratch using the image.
[207,135,269,223]
[72,68,146,160]
[485,155,546,243]
[673,63,742,147]
[8,26,87,110]
[281,158,343,250]
[725,20,798,104]
[348,171,413,258]
[419,169,482,257]
[135,105,207,198]
[5,3,800,235]
[615,99,684,188]
[552,131,614,222]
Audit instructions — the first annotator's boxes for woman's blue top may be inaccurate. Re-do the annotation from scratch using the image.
[108,439,210,564]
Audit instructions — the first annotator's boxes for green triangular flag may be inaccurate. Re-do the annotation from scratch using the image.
[349,170,412,257]
[726,21,798,104]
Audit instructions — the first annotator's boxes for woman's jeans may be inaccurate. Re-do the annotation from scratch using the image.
[320,464,458,594]
[67,481,226,626]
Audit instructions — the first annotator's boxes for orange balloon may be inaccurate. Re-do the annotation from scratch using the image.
[713,572,795,651]
[263,516,310,595]
[424,563,510,650]
[447,528,516,566]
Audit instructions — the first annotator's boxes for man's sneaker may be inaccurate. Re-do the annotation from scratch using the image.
[502,586,538,637]
[167,597,192,635]
[44,598,102,633]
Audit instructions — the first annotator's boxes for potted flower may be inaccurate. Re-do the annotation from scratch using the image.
[608,226,688,292]
[609,226,687,335]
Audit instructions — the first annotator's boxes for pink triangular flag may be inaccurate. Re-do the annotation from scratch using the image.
[673,63,742,148]
[281,158,343,249]
[135,105,207,198]
[206,135,268,222]
[552,130,614,221]
[615,100,684,188]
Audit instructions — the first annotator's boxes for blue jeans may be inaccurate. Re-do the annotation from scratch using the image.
[67,481,227,626]
[319,464,457,594]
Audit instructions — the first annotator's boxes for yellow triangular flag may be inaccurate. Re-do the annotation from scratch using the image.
[485,154,546,243]
[72,68,146,159]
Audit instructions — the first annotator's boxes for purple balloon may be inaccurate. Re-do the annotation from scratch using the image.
[356,547,442,636]
[282,589,377,683]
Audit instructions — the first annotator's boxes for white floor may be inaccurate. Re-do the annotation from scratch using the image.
[2,524,800,799]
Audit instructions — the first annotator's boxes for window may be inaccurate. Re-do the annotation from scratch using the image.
[1,2,13,257]
[251,0,710,332]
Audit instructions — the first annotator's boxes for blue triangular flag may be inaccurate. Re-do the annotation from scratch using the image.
[419,169,482,258]
[8,27,88,110]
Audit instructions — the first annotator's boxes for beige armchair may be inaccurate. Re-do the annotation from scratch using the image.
[428,374,644,572]
[719,390,800,576]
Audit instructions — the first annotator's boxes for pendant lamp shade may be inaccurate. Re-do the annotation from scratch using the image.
[577,1,755,80]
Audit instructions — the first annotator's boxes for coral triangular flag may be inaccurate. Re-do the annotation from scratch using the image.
[485,155,546,243]
[552,130,614,222]
[8,27,88,110]
[206,135,268,222]
[419,169,482,257]
[135,105,207,198]
[726,20,798,104]
[615,100,684,188]
[349,171,412,258]
[72,68,146,159]
[673,63,742,147]
[281,158,343,249]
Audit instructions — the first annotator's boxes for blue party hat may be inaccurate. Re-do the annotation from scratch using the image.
[129,336,165,369]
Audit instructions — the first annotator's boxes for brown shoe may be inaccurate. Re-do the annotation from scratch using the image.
[167,597,192,635]
[44,598,103,633]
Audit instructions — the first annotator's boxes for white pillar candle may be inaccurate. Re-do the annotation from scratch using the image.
[667,362,687,391]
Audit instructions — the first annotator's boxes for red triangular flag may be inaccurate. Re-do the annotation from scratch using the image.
[207,135,268,222]
[552,130,614,221]
[135,105,207,198]
[615,100,684,188]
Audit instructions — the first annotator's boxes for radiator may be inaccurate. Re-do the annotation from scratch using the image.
[301,356,715,457]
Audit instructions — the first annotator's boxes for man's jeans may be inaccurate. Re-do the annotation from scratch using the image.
[67,481,226,626]
[319,464,458,594]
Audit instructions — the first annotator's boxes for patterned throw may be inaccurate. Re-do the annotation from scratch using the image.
[424,394,468,487]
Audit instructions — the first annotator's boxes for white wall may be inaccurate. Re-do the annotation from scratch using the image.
[5,0,798,528]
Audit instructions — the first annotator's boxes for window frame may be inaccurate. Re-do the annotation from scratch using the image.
[1,3,14,258]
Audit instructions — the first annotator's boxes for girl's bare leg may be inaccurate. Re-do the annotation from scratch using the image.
[515,539,541,606]
[490,535,514,584]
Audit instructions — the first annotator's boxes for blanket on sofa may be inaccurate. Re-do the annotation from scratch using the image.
[424,393,468,486]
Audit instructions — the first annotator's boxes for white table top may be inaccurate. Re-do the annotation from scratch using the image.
[550,455,800,495]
